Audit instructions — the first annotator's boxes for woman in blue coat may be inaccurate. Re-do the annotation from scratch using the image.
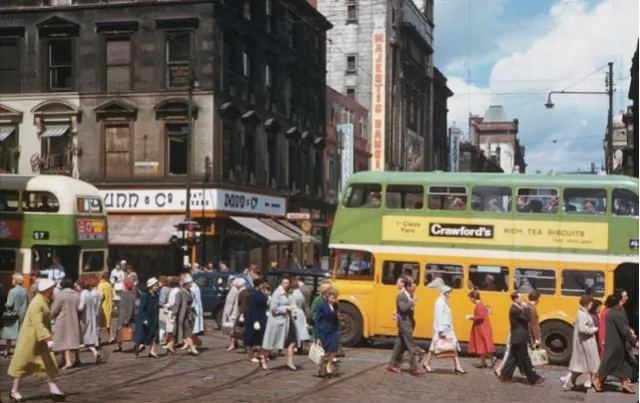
[243,278,269,370]
[134,278,160,358]
[314,288,341,378]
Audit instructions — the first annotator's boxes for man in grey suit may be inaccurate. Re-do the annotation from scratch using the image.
[387,279,426,376]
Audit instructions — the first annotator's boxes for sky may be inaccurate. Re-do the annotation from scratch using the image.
[432,0,638,173]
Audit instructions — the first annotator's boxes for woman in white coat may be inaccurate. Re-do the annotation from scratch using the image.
[222,277,245,351]
[190,279,204,343]
[163,277,181,354]
[561,295,601,390]
[77,278,101,363]
[261,276,298,371]
[289,280,310,349]
[423,285,466,374]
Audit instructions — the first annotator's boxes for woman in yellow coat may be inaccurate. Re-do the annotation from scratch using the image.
[8,279,67,402]
[97,271,115,343]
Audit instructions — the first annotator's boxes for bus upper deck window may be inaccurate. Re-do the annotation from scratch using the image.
[471,186,512,213]
[612,188,639,217]
[385,185,424,209]
[22,192,59,212]
[0,190,20,212]
[343,184,382,208]
[563,188,606,215]
[516,188,559,213]
[427,186,467,211]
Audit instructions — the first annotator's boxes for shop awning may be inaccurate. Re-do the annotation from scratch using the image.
[108,214,183,245]
[40,125,69,138]
[260,218,302,240]
[277,219,321,243]
[230,216,293,243]
[0,127,15,142]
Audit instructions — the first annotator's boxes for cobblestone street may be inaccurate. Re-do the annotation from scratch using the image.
[0,321,636,403]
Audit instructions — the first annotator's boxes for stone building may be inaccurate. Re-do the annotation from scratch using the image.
[0,0,332,274]
[433,67,453,171]
[629,41,638,177]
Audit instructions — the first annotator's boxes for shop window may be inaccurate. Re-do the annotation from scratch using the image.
[427,186,467,211]
[564,188,606,215]
[22,191,60,212]
[0,249,16,272]
[612,188,638,217]
[424,263,464,289]
[382,261,419,285]
[385,185,423,210]
[333,249,373,280]
[516,188,559,214]
[514,268,556,295]
[471,186,512,213]
[343,183,382,208]
[166,123,188,175]
[469,265,509,292]
[48,39,74,91]
[0,190,20,212]
[82,251,105,273]
[561,270,605,297]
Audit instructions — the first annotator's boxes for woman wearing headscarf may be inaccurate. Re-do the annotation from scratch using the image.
[423,285,466,374]
[51,277,81,370]
[261,276,298,371]
[97,271,115,344]
[561,295,600,390]
[466,290,496,368]
[2,273,28,357]
[133,278,160,358]
[244,278,269,368]
[222,277,244,351]
[172,274,199,356]
[7,279,66,402]
[113,280,136,353]
[77,277,101,363]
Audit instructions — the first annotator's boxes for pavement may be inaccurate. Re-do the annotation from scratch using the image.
[0,319,637,403]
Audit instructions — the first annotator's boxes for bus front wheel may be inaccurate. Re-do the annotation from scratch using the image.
[541,320,573,365]
[338,303,363,347]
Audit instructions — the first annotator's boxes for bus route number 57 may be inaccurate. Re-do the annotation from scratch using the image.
[33,231,50,241]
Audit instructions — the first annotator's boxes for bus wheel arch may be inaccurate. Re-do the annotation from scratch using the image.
[540,319,573,365]
[338,301,364,347]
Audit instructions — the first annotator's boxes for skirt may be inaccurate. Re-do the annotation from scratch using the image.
[318,332,339,354]
[285,318,297,346]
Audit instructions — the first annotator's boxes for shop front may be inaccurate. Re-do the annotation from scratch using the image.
[287,195,332,268]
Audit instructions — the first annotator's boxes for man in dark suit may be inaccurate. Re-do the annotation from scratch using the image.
[386,279,426,376]
[500,292,545,385]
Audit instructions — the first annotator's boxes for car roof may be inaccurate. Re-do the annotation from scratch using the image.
[193,272,232,278]
[265,269,332,278]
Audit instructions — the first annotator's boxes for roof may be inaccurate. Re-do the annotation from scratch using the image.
[0,174,101,196]
[483,105,509,123]
[346,171,639,189]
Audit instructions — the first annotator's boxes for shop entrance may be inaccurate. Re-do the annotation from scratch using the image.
[614,262,639,333]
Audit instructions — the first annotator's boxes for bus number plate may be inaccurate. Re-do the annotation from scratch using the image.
[33,231,50,240]
[630,239,639,250]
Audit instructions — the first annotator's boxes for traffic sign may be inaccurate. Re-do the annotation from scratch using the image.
[286,212,311,220]
[300,220,312,233]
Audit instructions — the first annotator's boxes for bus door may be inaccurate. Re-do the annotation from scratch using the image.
[375,259,420,335]
[32,245,80,283]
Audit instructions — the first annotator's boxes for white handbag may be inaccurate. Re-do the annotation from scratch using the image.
[528,347,549,367]
[253,321,261,331]
[308,340,325,365]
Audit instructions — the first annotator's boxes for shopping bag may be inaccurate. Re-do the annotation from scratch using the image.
[308,340,325,365]
[433,338,456,355]
[528,347,548,367]
[119,326,134,342]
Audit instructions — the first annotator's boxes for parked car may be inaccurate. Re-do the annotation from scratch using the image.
[193,271,253,329]
[264,269,332,301]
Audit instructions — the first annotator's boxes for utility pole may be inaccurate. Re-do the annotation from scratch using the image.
[606,62,614,174]
[182,57,195,267]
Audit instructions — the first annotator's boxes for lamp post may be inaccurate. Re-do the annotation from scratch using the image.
[544,62,614,173]
[182,57,199,266]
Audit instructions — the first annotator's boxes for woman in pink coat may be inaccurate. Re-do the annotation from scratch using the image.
[466,290,496,368]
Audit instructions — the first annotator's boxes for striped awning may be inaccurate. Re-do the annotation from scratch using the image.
[40,126,69,138]
[0,126,15,142]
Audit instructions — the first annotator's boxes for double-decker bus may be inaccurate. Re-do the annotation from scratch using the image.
[330,171,639,364]
[0,174,108,287]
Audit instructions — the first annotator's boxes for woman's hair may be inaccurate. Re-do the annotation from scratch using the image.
[59,277,74,289]
[324,288,339,299]
[589,299,602,314]
[605,294,621,308]
[528,291,541,302]
[168,276,180,288]
[468,290,481,300]
[158,275,167,285]
[12,273,24,285]
[253,278,264,288]
[280,274,290,283]
[579,294,593,307]
[99,270,109,280]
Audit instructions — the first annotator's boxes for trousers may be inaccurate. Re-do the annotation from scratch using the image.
[390,329,422,371]
[501,342,539,384]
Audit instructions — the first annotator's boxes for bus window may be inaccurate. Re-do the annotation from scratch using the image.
[471,186,512,213]
[0,190,20,212]
[22,192,60,213]
[333,249,374,280]
[343,184,382,208]
[516,188,559,213]
[0,249,16,271]
[427,186,467,211]
[82,251,105,272]
[514,268,556,295]
[382,261,419,285]
[424,263,463,289]
[385,185,423,210]
[612,189,639,217]
[561,270,605,297]
[563,188,606,215]
[77,197,104,214]
[469,265,509,292]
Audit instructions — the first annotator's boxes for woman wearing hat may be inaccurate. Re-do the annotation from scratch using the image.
[172,275,199,355]
[133,278,160,358]
[7,279,66,402]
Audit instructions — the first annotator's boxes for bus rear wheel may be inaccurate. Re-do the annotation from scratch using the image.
[541,320,573,365]
[339,303,363,347]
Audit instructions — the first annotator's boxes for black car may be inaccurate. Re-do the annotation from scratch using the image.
[192,271,234,329]
[264,269,332,300]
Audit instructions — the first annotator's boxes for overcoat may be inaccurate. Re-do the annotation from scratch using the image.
[261,286,293,350]
[172,288,194,343]
[597,307,636,379]
[430,293,460,352]
[134,291,159,345]
[51,288,81,351]
[117,290,136,327]
[1,285,28,341]
[97,280,114,328]
[290,289,310,341]
[190,283,204,334]
[243,289,268,347]
[78,289,101,346]
[468,300,495,355]
[568,306,600,373]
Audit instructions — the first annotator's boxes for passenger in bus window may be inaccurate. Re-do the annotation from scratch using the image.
[546,196,560,213]
[40,257,66,287]
[582,200,597,214]
[449,197,466,210]
[487,198,503,213]
[516,196,530,212]
[483,275,497,291]
[364,191,381,208]
[614,199,633,216]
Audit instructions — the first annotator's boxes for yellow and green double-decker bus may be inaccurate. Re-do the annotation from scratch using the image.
[0,174,108,287]
[330,171,638,364]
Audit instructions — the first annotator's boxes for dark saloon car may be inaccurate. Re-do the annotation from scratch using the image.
[193,271,253,329]
[264,269,332,301]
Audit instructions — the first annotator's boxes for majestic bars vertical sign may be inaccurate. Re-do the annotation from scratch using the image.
[371,31,386,171]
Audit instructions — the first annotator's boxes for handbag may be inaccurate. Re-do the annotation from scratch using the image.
[308,340,325,365]
[253,321,261,331]
[159,307,169,323]
[2,310,18,320]
[528,347,548,367]
[119,325,134,342]
[433,338,456,358]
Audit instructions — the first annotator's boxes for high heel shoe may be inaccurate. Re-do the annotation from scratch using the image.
[166,348,176,355]
[189,350,199,356]
[50,392,67,402]
[148,352,159,359]
[259,357,269,371]
[10,391,24,402]
[286,363,298,371]
[422,364,434,373]
[454,368,467,375]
